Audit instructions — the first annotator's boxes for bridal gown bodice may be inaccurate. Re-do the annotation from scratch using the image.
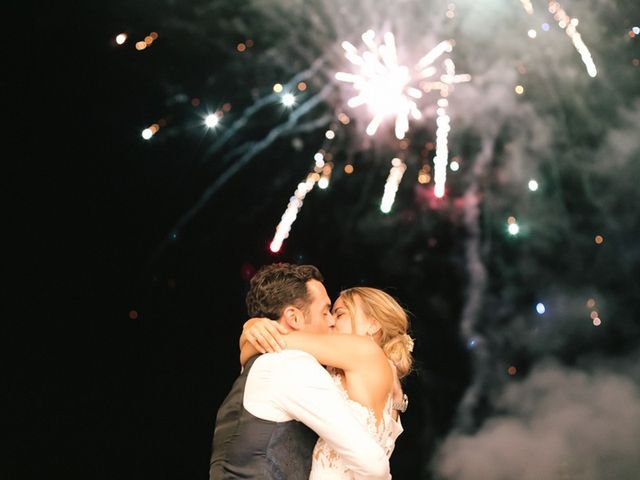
[309,368,403,479]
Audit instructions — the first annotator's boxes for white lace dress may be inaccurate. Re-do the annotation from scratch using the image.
[309,368,404,479]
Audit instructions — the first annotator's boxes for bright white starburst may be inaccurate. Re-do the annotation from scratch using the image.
[335,30,470,142]
[335,30,420,140]
[335,30,470,198]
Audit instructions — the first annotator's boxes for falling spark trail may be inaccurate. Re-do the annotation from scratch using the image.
[456,136,497,431]
[429,52,470,198]
[201,58,327,163]
[150,84,334,261]
[270,172,318,253]
[270,125,337,251]
[432,101,451,199]
[547,1,597,77]
[380,158,407,213]
[518,0,597,77]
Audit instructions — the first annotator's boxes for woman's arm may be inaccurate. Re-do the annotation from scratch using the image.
[282,331,388,373]
[240,320,389,376]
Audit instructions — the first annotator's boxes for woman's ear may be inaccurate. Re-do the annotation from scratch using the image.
[367,321,382,337]
[283,306,303,330]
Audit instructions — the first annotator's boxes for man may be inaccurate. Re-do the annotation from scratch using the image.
[209,263,390,479]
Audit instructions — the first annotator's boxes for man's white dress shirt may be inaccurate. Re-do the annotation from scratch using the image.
[243,350,391,480]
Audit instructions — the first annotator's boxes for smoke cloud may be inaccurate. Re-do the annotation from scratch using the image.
[434,359,640,480]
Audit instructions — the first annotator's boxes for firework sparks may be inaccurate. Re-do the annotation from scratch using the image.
[519,0,597,78]
[335,31,469,200]
[547,1,597,77]
[432,56,470,198]
[380,157,407,213]
[335,30,422,140]
[270,171,320,253]
[433,97,451,198]
[151,80,334,261]
[269,147,335,253]
[335,32,470,140]
[268,32,472,252]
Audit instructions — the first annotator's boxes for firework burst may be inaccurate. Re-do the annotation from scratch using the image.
[335,30,469,141]
[335,30,420,140]
[269,32,471,251]
[335,31,469,199]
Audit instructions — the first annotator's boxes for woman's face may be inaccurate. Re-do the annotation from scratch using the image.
[332,295,372,336]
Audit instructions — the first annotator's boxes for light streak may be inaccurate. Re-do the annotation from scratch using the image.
[518,0,597,77]
[547,1,597,77]
[141,123,160,140]
[270,172,319,252]
[380,158,407,213]
[433,98,451,198]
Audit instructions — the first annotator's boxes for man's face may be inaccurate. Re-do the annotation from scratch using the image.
[300,280,335,333]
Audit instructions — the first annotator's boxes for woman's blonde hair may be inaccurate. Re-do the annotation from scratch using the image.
[339,287,414,379]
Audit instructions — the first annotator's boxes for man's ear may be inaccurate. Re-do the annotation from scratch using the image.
[282,306,303,330]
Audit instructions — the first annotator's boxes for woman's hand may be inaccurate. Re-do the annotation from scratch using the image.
[241,317,290,354]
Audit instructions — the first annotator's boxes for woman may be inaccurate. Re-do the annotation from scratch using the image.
[240,287,414,479]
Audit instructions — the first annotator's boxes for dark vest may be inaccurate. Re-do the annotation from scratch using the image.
[209,355,318,479]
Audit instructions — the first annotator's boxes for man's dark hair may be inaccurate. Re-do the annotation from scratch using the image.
[246,263,324,319]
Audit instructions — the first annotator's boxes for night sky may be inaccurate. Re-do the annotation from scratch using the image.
[13,0,640,479]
